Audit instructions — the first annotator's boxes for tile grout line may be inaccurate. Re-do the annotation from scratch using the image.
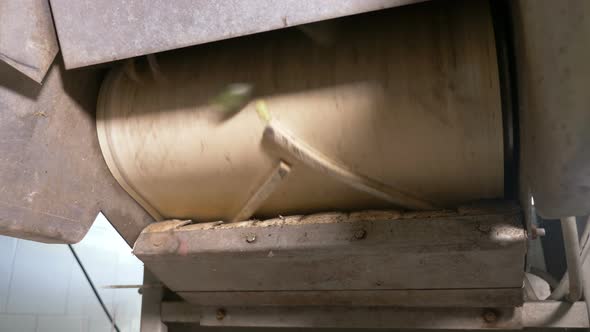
[63,244,76,316]
[4,239,19,312]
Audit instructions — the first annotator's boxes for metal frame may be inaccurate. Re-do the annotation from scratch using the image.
[134,205,525,309]
[135,204,531,330]
[140,270,167,332]
[156,301,590,329]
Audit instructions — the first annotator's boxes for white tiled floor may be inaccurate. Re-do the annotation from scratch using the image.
[0,213,143,332]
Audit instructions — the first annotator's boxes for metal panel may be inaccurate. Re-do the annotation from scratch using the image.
[135,206,526,300]
[161,301,590,329]
[0,60,154,243]
[522,301,589,328]
[140,270,167,332]
[198,306,522,329]
[513,0,590,218]
[49,0,425,69]
[178,288,523,308]
[160,303,200,325]
[0,0,58,83]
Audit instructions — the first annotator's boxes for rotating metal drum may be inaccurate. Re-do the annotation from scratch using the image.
[97,0,504,222]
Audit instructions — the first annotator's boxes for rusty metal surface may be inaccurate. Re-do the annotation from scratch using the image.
[198,306,522,329]
[0,0,58,83]
[0,60,154,243]
[135,206,526,304]
[161,301,590,329]
[178,288,523,308]
[49,0,425,69]
[513,0,590,218]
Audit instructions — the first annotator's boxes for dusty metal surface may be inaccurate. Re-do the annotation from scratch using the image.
[49,0,425,69]
[513,0,590,218]
[195,306,521,329]
[160,302,200,325]
[135,206,525,307]
[161,301,590,329]
[0,60,154,243]
[0,0,58,83]
[140,269,167,332]
[178,288,523,308]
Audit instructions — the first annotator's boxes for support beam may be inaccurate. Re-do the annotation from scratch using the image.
[140,270,167,332]
[160,301,590,329]
[135,206,526,301]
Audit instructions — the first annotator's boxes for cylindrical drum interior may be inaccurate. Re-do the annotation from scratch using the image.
[97,0,504,222]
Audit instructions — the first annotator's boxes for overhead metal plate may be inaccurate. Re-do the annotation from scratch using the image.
[0,0,59,83]
[49,0,424,69]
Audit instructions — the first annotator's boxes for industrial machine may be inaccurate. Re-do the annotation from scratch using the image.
[2,0,590,330]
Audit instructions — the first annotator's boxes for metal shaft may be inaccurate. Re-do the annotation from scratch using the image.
[550,216,590,300]
[560,216,583,302]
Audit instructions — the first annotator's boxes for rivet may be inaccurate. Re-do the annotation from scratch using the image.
[216,308,226,320]
[354,229,367,240]
[246,233,257,243]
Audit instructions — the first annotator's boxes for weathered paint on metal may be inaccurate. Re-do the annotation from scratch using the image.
[49,0,426,69]
[161,301,590,329]
[134,206,526,306]
[0,60,154,244]
[0,0,58,83]
[513,0,590,218]
[197,306,522,329]
[178,288,523,308]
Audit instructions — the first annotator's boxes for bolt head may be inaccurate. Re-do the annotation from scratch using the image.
[354,229,367,240]
[246,233,257,243]
[216,308,226,320]
[483,310,497,323]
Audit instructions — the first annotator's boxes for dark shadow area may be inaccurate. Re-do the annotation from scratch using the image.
[540,215,589,282]
[0,59,43,100]
[540,217,566,280]
[58,58,109,117]
[490,0,520,202]
[0,53,106,114]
